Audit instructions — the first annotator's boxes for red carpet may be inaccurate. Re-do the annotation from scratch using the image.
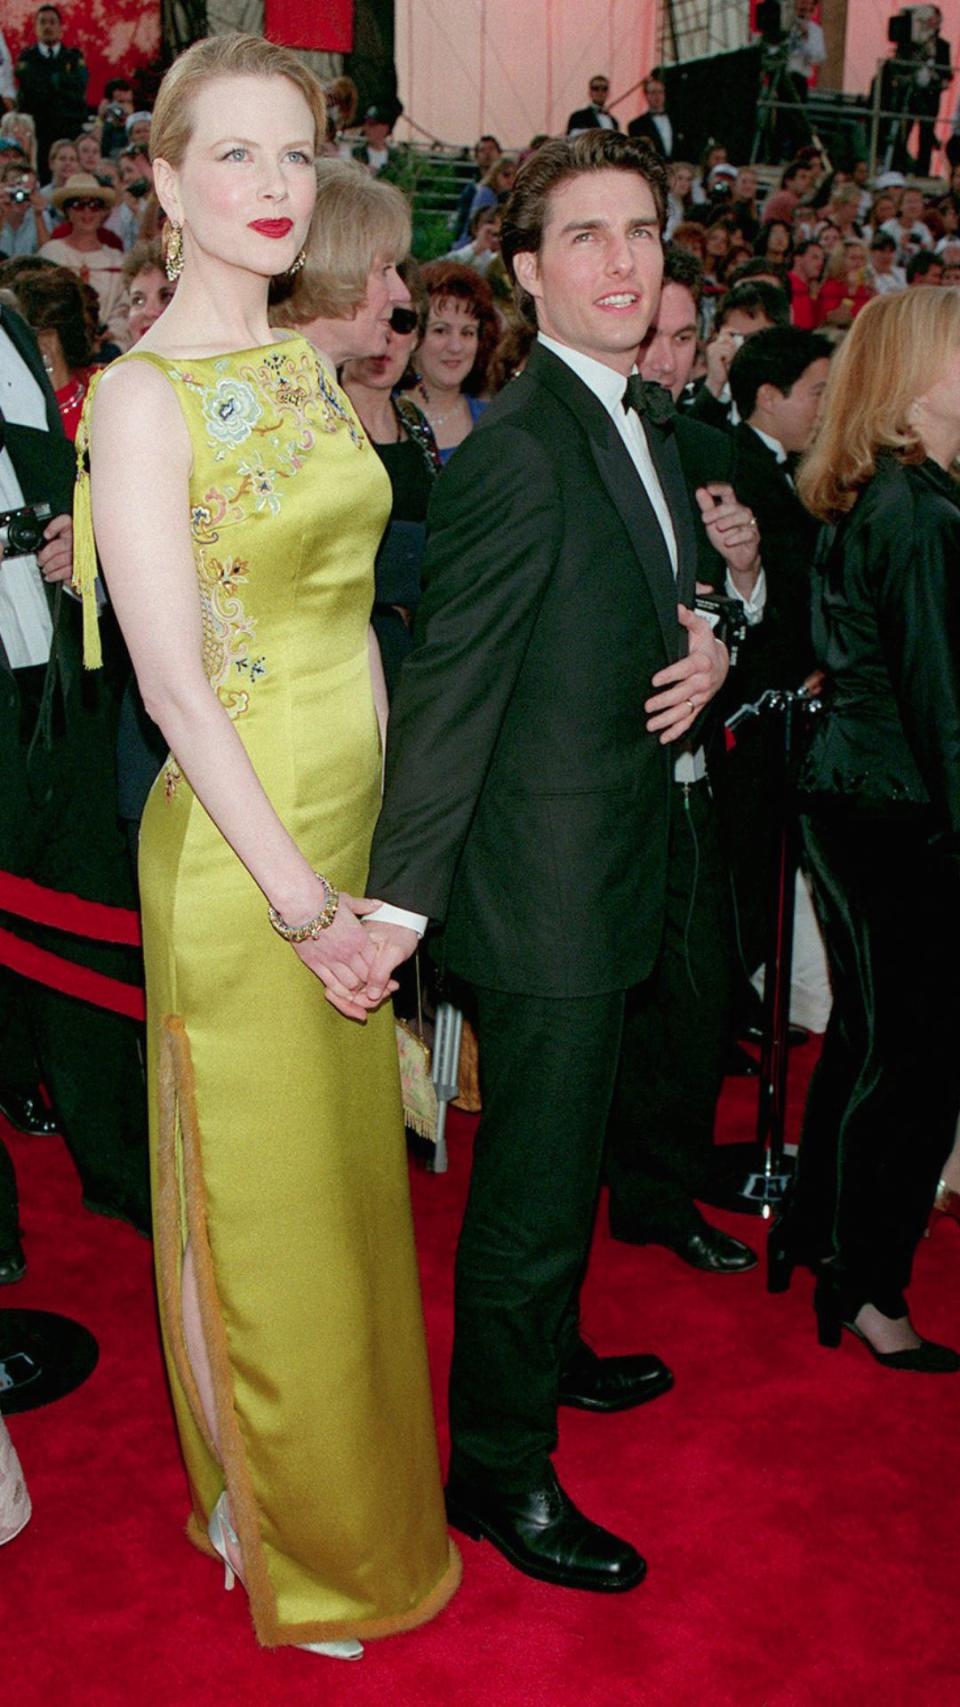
[3,1043,959,1707]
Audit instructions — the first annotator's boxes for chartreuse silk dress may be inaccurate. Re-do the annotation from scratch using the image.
[77,336,459,1646]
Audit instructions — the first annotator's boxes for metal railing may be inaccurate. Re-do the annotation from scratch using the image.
[754,55,959,180]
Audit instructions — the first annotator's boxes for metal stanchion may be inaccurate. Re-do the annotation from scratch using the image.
[705,682,824,1219]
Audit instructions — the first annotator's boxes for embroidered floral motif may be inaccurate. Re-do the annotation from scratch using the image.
[236,457,281,517]
[197,552,264,718]
[202,378,262,449]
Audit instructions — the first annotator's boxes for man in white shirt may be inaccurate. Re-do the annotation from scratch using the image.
[566,75,618,138]
[357,131,751,1595]
[786,0,826,90]
[628,73,682,161]
[14,6,88,179]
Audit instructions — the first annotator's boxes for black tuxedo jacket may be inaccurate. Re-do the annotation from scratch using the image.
[566,105,619,135]
[367,341,700,998]
[627,112,684,160]
[14,42,88,157]
[729,422,819,697]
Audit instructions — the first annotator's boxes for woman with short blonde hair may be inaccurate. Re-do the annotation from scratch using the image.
[271,157,410,326]
[770,287,960,1373]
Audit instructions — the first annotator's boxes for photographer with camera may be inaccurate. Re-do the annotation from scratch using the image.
[0,297,148,1279]
[103,144,152,252]
[883,5,952,177]
[98,79,134,159]
[0,160,51,258]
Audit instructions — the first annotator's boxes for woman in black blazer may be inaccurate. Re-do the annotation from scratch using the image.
[770,287,960,1371]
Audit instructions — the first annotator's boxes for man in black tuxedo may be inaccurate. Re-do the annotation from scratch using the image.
[0,302,148,1279]
[14,6,88,183]
[355,133,748,1593]
[720,326,831,986]
[566,74,619,137]
[627,72,684,161]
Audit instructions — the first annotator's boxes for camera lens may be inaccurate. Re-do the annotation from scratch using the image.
[6,513,46,555]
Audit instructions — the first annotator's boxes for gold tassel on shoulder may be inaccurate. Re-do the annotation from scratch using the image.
[72,373,104,669]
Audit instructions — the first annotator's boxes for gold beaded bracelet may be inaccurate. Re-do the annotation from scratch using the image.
[268,874,340,942]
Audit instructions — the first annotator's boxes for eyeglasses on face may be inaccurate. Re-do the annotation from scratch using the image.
[389,306,419,335]
[65,197,104,212]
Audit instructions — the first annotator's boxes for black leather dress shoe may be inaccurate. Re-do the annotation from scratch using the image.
[0,1088,59,1137]
[611,1210,757,1273]
[662,1223,758,1273]
[445,1468,646,1592]
[557,1341,673,1412]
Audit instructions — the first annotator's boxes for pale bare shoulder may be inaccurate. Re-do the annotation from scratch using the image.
[90,356,192,472]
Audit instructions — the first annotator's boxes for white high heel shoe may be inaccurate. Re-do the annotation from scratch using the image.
[207,1491,364,1661]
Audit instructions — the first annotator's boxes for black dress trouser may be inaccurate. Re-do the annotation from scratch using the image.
[792,805,960,1318]
[448,780,732,1489]
[0,664,148,1240]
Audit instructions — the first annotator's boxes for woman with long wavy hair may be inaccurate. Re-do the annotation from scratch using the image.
[768,288,960,1372]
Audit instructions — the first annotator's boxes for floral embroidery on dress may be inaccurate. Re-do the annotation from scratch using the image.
[202,377,263,448]
[197,552,264,719]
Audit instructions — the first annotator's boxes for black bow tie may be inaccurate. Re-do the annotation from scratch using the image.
[623,376,676,426]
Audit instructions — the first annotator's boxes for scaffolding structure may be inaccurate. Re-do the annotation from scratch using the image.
[657,0,751,65]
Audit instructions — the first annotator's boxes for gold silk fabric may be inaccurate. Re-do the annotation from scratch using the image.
[118,337,458,1643]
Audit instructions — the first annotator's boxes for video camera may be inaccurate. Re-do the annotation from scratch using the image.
[888,5,941,49]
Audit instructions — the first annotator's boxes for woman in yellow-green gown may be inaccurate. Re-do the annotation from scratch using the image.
[77,35,458,1654]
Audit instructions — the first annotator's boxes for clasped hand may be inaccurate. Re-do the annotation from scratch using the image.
[293,894,417,1021]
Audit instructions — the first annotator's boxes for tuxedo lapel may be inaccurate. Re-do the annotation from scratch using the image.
[1,306,64,438]
[526,343,680,661]
[643,418,697,610]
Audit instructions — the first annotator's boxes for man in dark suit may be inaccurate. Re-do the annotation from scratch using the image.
[566,74,619,137]
[627,72,685,161]
[353,133,741,1593]
[0,302,148,1279]
[720,326,831,990]
[14,5,88,182]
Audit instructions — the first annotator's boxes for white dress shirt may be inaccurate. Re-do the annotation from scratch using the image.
[651,113,673,157]
[0,327,54,668]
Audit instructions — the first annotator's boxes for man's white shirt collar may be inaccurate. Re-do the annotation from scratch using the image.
[749,423,788,464]
[538,334,631,417]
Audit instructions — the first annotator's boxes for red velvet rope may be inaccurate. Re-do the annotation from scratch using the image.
[0,872,141,945]
[0,926,145,1020]
[0,871,145,1020]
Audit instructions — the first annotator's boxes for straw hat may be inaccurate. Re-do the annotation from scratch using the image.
[51,171,116,211]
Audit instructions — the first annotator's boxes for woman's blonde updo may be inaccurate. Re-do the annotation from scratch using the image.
[149,33,329,171]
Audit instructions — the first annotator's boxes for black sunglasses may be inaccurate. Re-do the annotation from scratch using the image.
[65,197,105,212]
[389,306,419,335]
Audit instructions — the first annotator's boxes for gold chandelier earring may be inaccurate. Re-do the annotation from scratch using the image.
[287,248,306,277]
[164,221,184,281]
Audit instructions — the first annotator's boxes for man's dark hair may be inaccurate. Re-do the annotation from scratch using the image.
[869,231,897,252]
[663,243,703,305]
[105,79,133,101]
[12,267,93,370]
[794,237,823,259]
[906,248,942,282]
[714,279,791,331]
[36,4,61,16]
[779,160,809,190]
[477,134,500,152]
[501,131,668,317]
[728,326,832,421]
[726,257,794,303]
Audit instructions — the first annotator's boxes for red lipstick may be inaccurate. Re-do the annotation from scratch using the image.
[248,218,294,238]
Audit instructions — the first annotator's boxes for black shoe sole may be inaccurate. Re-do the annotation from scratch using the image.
[558,1367,675,1413]
[444,1496,647,1592]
